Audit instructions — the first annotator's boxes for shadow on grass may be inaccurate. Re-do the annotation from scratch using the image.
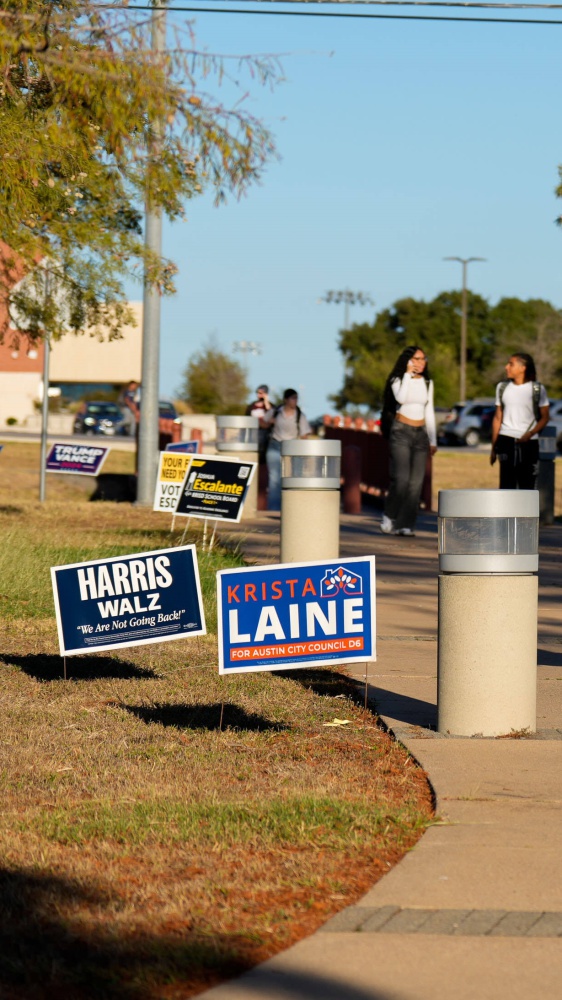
[0,867,254,1000]
[123,701,288,733]
[274,668,366,706]
[0,653,159,682]
[0,505,24,515]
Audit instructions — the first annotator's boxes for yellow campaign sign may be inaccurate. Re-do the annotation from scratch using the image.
[153,452,193,512]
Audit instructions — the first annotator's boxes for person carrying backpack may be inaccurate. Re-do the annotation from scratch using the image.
[262,388,311,511]
[491,353,550,490]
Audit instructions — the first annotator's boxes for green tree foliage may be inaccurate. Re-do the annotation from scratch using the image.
[179,345,249,414]
[0,1,280,342]
[331,292,562,410]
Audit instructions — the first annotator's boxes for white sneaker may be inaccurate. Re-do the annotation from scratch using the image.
[394,527,415,536]
[380,515,394,534]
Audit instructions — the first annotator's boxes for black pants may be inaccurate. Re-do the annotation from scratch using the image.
[385,422,429,530]
[496,434,539,490]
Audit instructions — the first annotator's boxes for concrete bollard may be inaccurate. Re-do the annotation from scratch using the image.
[342,445,362,515]
[280,440,341,563]
[216,416,259,519]
[437,489,539,737]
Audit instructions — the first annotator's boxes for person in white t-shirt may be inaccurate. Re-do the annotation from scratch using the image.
[491,353,550,490]
[381,345,437,536]
[262,388,311,511]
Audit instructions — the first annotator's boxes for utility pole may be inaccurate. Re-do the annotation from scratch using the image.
[136,0,167,506]
[444,257,486,404]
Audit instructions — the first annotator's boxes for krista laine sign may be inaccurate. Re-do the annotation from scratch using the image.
[217,557,376,674]
[52,545,206,655]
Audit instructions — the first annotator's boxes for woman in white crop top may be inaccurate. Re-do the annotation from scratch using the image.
[380,345,437,536]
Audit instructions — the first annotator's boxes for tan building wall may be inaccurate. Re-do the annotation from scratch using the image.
[50,302,142,383]
[0,372,43,425]
[0,303,143,428]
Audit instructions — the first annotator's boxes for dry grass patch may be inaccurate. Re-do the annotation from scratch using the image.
[0,448,433,999]
[433,449,562,516]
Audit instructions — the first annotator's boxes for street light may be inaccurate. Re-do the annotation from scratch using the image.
[444,257,486,404]
[319,289,374,330]
[233,340,262,376]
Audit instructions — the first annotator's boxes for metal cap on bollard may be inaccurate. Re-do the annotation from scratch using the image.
[281,439,341,490]
[438,489,539,575]
[216,416,259,453]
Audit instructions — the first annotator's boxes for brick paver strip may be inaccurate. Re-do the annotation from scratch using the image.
[359,906,402,932]
[318,907,384,933]
[415,909,472,935]
[378,908,435,934]
[319,908,562,936]
[452,909,507,935]
[526,912,562,936]
[490,911,544,936]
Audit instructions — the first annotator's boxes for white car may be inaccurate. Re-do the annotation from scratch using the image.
[547,399,562,453]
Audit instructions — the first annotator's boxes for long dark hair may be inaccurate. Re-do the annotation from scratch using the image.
[510,352,536,383]
[382,345,430,415]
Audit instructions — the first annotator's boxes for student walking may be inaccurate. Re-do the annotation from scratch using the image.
[262,389,311,511]
[490,353,550,489]
[381,345,437,536]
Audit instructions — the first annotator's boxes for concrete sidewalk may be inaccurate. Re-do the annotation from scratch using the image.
[201,512,562,1000]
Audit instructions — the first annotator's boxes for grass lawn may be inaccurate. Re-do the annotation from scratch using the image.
[0,441,433,1000]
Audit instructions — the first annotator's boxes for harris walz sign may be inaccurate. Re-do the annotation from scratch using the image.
[175,454,256,522]
[52,546,206,656]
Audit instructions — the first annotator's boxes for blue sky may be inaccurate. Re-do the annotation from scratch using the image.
[141,3,562,416]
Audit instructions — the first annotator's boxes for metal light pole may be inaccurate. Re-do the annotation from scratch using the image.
[320,289,374,331]
[39,270,51,503]
[137,0,167,506]
[444,257,486,404]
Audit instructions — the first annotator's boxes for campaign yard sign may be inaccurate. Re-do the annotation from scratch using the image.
[52,545,206,656]
[217,557,376,675]
[175,454,257,523]
[153,451,193,513]
[47,442,109,476]
[165,440,200,454]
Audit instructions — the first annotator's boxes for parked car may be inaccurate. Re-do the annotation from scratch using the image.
[439,400,496,447]
[546,399,562,453]
[73,401,128,436]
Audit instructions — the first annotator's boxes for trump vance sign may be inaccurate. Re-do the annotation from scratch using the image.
[217,557,376,675]
[46,442,109,476]
[52,545,206,656]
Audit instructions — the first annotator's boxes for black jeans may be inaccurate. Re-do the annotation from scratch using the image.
[496,434,539,490]
[385,421,429,530]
